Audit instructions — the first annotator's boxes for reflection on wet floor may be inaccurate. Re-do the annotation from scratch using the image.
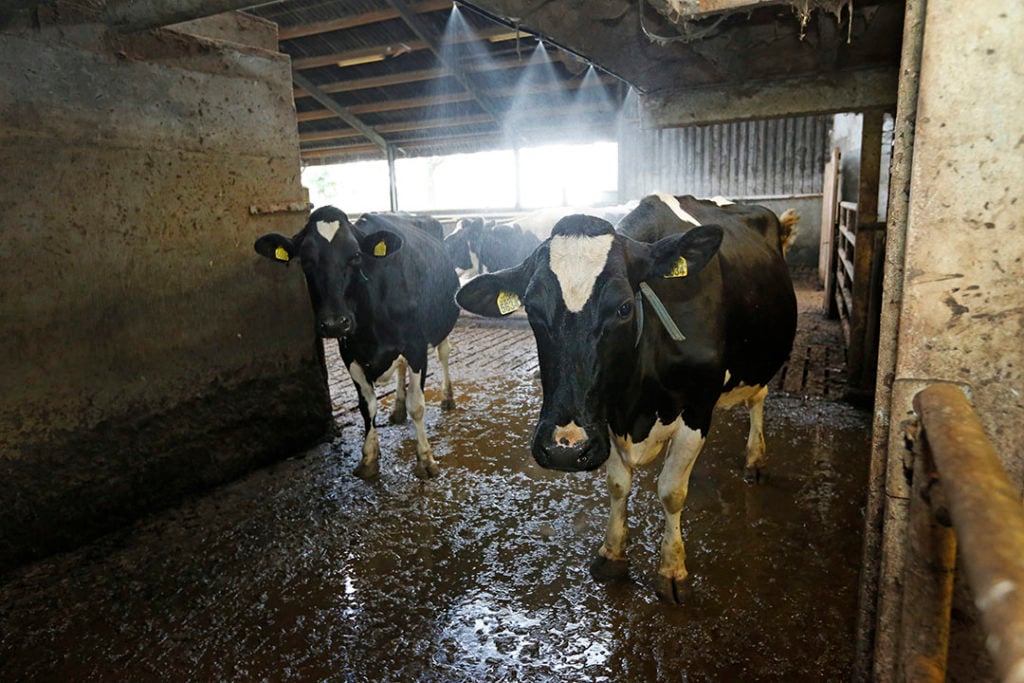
[0,365,870,681]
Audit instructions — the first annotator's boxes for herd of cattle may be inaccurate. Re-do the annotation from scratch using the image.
[255,194,799,603]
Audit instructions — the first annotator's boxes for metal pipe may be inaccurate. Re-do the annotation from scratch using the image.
[103,0,279,34]
[914,383,1024,682]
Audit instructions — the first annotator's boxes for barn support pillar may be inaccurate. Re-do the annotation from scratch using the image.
[865,0,1024,680]
[0,8,332,573]
[853,0,926,680]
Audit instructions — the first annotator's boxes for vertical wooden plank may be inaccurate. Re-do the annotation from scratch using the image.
[848,110,884,389]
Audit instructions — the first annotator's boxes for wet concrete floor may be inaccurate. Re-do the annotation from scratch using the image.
[0,282,872,682]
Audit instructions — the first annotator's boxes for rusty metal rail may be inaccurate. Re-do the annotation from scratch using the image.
[901,383,1024,682]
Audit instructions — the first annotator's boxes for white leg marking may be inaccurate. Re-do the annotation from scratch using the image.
[716,382,765,409]
[348,362,380,464]
[548,233,614,312]
[611,417,682,469]
[655,193,701,226]
[600,442,634,562]
[657,423,706,582]
[407,368,439,477]
[745,386,769,471]
[436,338,455,408]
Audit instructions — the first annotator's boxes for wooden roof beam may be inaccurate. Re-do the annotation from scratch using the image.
[292,24,517,71]
[279,0,450,40]
[292,72,391,152]
[296,73,618,121]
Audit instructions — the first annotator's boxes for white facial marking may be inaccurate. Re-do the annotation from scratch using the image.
[317,220,341,242]
[655,193,701,226]
[710,195,735,206]
[548,233,615,312]
[553,420,588,447]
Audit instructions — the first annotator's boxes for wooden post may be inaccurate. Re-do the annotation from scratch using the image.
[847,110,883,389]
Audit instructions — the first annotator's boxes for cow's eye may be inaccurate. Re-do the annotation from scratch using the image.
[617,300,633,318]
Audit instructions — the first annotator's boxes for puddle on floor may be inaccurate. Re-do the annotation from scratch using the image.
[0,372,871,682]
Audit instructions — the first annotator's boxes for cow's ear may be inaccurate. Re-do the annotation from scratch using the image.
[456,262,531,317]
[255,233,296,263]
[629,225,724,284]
[360,230,403,259]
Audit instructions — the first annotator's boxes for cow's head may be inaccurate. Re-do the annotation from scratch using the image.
[255,205,403,339]
[444,217,488,271]
[456,214,722,472]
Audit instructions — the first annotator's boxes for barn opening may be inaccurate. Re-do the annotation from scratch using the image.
[1,1,1021,681]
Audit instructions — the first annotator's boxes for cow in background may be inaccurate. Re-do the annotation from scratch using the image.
[255,206,459,480]
[445,217,541,282]
[456,193,797,602]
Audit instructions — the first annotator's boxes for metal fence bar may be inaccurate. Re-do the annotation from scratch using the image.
[912,383,1024,682]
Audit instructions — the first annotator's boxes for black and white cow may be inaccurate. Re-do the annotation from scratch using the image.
[456,193,798,602]
[255,206,460,480]
[445,217,541,282]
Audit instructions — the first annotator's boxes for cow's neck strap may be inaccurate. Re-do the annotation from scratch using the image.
[636,281,686,345]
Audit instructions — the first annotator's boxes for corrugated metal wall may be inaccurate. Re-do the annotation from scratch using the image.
[619,115,830,200]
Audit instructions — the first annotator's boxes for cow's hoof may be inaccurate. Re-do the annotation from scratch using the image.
[414,461,440,480]
[388,408,407,425]
[654,575,693,605]
[589,555,629,581]
[743,466,767,484]
[353,460,380,480]
[440,397,456,411]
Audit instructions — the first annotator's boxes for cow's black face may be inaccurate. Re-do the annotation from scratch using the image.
[255,206,404,339]
[456,214,723,473]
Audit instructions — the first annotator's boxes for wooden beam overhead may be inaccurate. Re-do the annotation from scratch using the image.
[295,73,618,122]
[646,0,779,18]
[291,24,518,71]
[292,72,390,151]
[642,66,898,127]
[279,0,451,40]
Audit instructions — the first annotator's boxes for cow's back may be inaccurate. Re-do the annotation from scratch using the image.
[619,194,796,389]
[359,215,459,346]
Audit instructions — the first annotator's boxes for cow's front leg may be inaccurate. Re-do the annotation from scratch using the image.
[590,445,633,581]
[655,423,706,604]
[436,337,456,411]
[743,386,768,483]
[388,356,408,424]
[348,360,381,480]
[406,360,440,479]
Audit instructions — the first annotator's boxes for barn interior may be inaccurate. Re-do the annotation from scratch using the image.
[1,1,1021,681]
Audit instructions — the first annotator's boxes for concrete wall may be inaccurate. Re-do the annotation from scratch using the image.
[0,8,332,573]
[872,0,1024,678]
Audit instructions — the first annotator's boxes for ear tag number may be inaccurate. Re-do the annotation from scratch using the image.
[274,246,290,262]
[496,291,521,315]
[663,256,688,278]
[373,241,387,257]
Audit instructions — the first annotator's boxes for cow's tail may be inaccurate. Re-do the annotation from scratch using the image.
[778,209,799,256]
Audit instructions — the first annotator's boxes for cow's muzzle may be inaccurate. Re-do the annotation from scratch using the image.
[318,314,355,338]
[532,419,609,472]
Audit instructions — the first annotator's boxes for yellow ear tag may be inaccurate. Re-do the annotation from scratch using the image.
[373,241,387,257]
[496,290,522,315]
[663,256,688,278]
[274,246,290,262]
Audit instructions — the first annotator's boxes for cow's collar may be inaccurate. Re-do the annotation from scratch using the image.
[635,282,686,346]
